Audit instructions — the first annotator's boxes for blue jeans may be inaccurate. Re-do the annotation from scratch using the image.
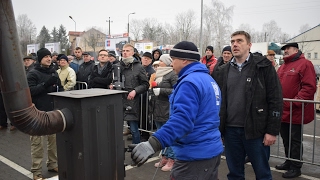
[155,121,175,159]
[224,127,272,180]
[128,121,140,144]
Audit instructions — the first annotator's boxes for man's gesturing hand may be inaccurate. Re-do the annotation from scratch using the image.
[129,141,155,167]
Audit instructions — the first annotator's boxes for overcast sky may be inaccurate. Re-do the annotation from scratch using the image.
[12,0,320,39]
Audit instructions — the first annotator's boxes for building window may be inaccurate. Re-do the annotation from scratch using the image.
[97,34,100,38]
[315,52,318,59]
[307,53,311,59]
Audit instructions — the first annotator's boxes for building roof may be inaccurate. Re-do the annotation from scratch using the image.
[286,24,320,42]
[68,31,85,36]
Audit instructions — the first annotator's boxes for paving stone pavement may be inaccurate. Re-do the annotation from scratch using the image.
[0,127,319,180]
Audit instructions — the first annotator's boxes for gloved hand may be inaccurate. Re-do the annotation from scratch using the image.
[153,88,160,96]
[151,81,158,88]
[44,76,58,88]
[129,141,155,167]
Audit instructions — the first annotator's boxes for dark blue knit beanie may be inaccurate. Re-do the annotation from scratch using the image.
[169,41,200,61]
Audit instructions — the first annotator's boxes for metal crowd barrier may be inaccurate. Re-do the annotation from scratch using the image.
[133,95,320,167]
[75,81,88,90]
[271,98,319,166]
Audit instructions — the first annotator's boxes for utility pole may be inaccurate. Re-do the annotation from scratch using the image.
[106,17,113,36]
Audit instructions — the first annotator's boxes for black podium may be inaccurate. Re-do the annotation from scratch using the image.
[50,89,125,180]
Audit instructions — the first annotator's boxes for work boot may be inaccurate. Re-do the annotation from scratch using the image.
[275,161,291,170]
[161,158,174,172]
[33,174,43,180]
[282,169,301,178]
[154,156,168,168]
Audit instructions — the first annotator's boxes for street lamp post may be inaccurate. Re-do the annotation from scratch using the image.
[106,17,113,36]
[127,12,135,42]
[69,16,77,47]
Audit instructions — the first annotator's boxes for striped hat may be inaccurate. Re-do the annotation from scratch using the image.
[169,41,200,61]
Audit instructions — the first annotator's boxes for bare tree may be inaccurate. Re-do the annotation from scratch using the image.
[174,9,197,42]
[277,32,291,43]
[262,20,281,42]
[206,0,234,55]
[299,24,311,34]
[130,19,144,41]
[16,14,37,55]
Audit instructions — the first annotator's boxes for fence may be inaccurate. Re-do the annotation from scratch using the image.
[75,81,88,90]
[134,95,320,167]
[271,98,320,166]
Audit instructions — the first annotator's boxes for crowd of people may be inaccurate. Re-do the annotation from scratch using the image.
[0,30,317,180]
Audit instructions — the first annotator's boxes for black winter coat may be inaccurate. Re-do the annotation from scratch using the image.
[213,54,283,139]
[27,63,63,111]
[119,59,149,121]
[149,70,178,122]
[77,60,95,83]
[88,62,113,89]
[144,64,155,80]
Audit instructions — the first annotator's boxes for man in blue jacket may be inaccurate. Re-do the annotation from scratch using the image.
[130,41,223,180]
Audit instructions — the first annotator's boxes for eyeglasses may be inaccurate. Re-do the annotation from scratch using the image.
[99,54,108,57]
[268,54,275,56]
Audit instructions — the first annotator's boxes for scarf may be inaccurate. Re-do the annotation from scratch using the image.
[155,67,173,84]
[122,57,134,65]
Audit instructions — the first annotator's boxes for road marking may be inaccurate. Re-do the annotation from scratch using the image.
[304,134,320,139]
[1,153,319,180]
[0,155,33,179]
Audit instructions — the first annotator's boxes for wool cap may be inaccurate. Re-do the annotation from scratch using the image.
[152,61,160,66]
[206,46,214,53]
[159,54,173,66]
[51,51,58,56]
[37,48,51,63]
[142,52,153,59]
[169,41,200,61]
[82,51,91,55]
[281,43,299,50]
[108,50,116,58]
[57,54,69,62]
[222,46,232,53]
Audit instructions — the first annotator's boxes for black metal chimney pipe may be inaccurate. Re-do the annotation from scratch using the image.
[0,0,73,135]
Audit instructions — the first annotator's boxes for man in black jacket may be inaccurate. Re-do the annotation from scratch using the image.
[110,44,149,144]
[88,49,113,89]
[27,48,62,180]
[76,51,95,89]
[213,31,283,180]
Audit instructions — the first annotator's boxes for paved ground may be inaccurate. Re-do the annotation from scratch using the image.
[0,122,319,180]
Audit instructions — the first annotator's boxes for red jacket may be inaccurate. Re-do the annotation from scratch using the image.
[277,52,316,124]
[200,55,217,74]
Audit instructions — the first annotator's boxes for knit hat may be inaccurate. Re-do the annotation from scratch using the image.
[142,52,153,59]
[57,54,68,62]
[108,50,116,58]
[152,61,160,66]
[206,46,214,53]
[51,51,58,56]
[82,51,91,55]
[159,54,173,66]
[37,48,51,63]
[222,46,232,53]
[169,41,200,61]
